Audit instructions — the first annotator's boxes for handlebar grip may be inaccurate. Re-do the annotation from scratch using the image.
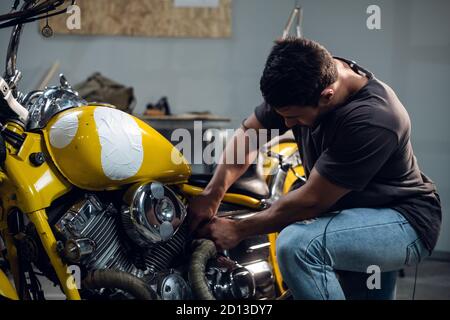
[0,78,29,123]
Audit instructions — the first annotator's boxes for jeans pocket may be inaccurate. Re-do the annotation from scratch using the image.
[405,238,425,266]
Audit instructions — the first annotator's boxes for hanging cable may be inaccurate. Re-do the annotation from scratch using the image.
[321,212,340,299]
[0,0,73,29]
[412,262,419,300]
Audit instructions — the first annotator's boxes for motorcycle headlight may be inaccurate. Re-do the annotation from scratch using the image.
[121,182,187,246]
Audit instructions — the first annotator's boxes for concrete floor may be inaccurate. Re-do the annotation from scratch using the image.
[5,258,450,300]
[396,259,450,300]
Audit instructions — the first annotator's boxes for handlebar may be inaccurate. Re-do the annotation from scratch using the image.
[0,0,74,124]
[0,1,68,27]
[2,1,74,91]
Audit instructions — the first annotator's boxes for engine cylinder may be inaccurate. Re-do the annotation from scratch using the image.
[144,224,188,273]
[54,195,142,277]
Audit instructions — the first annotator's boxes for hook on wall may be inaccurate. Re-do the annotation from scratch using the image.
[41,14,54,38]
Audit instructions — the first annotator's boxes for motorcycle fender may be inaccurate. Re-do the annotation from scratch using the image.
[0,269,18,300]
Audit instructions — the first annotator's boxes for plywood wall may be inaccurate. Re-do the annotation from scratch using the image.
[42,0,232,38]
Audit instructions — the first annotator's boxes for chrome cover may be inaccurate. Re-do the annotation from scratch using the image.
[26,75,86,130]
[122,182,187,246]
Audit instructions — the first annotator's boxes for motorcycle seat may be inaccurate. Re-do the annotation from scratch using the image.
[188,163,270,200]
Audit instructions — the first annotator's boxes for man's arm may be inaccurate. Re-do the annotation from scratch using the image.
[203,113,265,200]
[198,123,398,249]
[188,113,268,232]
[197,168,351,249]
[237,168,350,237]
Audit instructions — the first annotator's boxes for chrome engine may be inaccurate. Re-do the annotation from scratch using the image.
[49,183,275,300]
[54,194,142,277]
[120,182,187,245]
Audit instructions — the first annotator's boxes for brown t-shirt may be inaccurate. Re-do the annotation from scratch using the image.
[255,58,442,252]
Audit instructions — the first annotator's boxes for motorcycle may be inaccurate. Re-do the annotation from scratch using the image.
[0,0,305,300]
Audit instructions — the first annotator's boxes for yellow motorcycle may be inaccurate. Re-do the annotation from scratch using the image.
[0,0,305,300]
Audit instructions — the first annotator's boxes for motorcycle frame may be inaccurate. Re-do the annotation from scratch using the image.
[0,121,80,300]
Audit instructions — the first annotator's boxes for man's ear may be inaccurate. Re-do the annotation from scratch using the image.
[320,88,334,105]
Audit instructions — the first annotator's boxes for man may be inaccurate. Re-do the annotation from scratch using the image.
[188,38,441,299]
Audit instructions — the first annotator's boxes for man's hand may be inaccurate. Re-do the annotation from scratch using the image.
[196,217,243,250]
[187,192,221,234]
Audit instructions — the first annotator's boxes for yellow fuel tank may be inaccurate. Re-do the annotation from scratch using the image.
[42,106,191,190]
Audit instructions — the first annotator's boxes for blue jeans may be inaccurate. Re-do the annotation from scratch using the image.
[276,208,429,300]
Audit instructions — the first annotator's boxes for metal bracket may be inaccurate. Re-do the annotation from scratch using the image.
[282,3,304,39]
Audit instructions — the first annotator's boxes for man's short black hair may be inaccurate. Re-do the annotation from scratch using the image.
[260,37,338,109]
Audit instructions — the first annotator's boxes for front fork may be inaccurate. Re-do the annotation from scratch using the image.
[4,210,81,300]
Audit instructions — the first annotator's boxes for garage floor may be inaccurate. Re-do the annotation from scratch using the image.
[30,258,450,300]
[1,254,448,300]
[396,259,450,300]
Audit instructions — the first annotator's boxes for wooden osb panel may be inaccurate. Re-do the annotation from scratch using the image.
[43,0,232,38]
